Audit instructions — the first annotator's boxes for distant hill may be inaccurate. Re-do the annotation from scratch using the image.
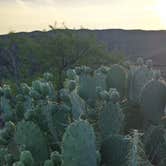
[0,29,166,77]
[93,29,166,77]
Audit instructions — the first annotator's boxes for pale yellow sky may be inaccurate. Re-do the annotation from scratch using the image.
[0,0,166,34]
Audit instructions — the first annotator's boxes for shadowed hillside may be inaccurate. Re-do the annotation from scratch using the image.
[93,29,166,77]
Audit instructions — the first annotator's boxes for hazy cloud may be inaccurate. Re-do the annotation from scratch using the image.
[1,0,123,7]
[0,0,164,34]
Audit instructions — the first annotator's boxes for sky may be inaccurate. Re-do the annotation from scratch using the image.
[0,0,166,34]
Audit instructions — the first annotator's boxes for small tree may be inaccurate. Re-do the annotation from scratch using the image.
[45,25,112,90]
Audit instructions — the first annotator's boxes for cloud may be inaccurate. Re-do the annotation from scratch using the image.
[1,0,122,7]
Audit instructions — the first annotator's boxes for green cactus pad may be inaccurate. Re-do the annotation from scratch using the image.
[106,64,127,98]
[62,120,97,166]
[141,80,166,125]
[20,151,34,166]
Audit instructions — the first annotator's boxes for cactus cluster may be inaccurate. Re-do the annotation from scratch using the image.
[0,58,165,166]
[14,121,49,165]
[99,89,125,138]
[128,58,155,103]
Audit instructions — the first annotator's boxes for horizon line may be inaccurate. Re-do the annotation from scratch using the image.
[1,27,166,36]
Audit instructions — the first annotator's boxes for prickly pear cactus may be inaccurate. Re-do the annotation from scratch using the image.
[0,148,8,165]
[51,151,61,166]
[69,91,86,120]
[0,84,12,98]
[13,161,25,166]
[20,151,34,166]
[140,79,166,125]
[144,125,166,166]
[106,64,127,98]
[66,69,78,81]
[44,160,54,166]
[1,97,13,121]
[54,103,70,134]
[15,83,33,120]
[67,80,86,120]
[14,121,49,165]
[67,80,76,92]
[153,70,162,80]
[136,57,144,66]
[94,66,108,91]
[61,80,86,120]
[29,74,56,101]
[59,88,71,108]
[0,121,16,146]
[20,83,31,96]
[99,89,125,138]
[44,101,70,141]
[101,135,129,166]
[61,120,97,166]
[78,66,96,106]
[146,59,153,69]
[126,130,152,166]
[0,84,14,121]
[31,80,53,99]
[43,72,53,82]
[128,59,154,103]
[5,153,14,166]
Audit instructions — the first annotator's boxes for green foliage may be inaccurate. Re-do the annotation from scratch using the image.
[38,29,113,90]
[61,120,97,166]
[0,32,45,84]
[0,29,115,89]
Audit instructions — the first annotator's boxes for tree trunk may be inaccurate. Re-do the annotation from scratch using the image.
[57,69,64,103]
